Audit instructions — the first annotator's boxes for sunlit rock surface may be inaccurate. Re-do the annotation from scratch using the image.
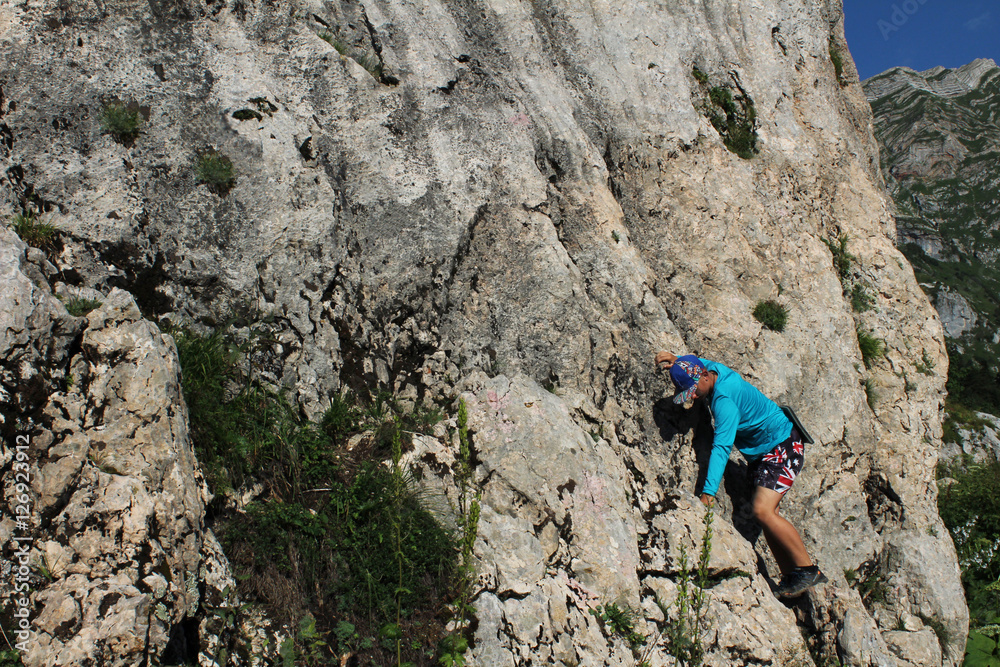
[1,0,966,665]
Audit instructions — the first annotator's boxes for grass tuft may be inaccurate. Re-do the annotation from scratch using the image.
[194,150,236,195]
[864,377,879,410]
[851,283,875,313]
[319,31,385,82]
[100,100,143,145]
[753,299,788,332]
[857,327,885,369]
[65,297,102,317]
[232,109,263,122]
[9,211,58,249]
[823,234,855,281]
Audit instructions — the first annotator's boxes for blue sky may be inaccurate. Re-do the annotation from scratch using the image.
[843,0,1000,80]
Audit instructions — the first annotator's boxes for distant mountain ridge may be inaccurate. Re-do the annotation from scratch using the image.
[864,58,999,102]
[864,58,1000,415]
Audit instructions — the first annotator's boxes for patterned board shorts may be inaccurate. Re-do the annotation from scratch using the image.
[749,429,805,495]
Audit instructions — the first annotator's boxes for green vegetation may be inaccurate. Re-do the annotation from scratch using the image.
[942,400,993,445]
[99,100,143,144]
[176,325,469,665]
[592,602,647,653]
[233,98,276,122]
[661,508,714,667]
[590,510,714,667]
[691,66,709,84]
[856,327,884,369]
[8,211,57,249]
[249,97,278,115]
[823,234,879,314]
[194,150,236,194]
[966,617,1000,667]
[846,563,888,609]
[915,349,935,375]
[946,342,1000,417]
[752,299,788,332]
[0,649,21,667]
[863,377,878,411]
[438,400,480,667]
[823,234,855,282]
[829,40,847,87]
[850,283,875,313]
[938,459,1000,665]
[65,297,102,317]
[705,86,758,159]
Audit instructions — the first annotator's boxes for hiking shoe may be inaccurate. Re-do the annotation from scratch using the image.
[776,568,828,598]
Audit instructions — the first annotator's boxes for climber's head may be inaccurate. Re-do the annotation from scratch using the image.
[670,355,707,404]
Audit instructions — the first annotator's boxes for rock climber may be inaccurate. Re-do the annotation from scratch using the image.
[654,351,828,598]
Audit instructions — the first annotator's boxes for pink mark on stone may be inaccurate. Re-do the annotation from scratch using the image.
[484,388,515,434]
[486,388,510,412]
[560,572,601,609]
[583,472,608,507]
[509,113,531,127]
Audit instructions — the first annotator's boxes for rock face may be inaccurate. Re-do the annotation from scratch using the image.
[0,0,968,666]
[0,229,233,666]
[934,288,978,339]
[940,412,1000,466]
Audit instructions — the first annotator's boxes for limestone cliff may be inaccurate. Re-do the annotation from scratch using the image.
[0,0,967,666]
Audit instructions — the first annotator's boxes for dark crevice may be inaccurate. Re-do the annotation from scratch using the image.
[864,472,905,533]
[160,616,201,666]
[496,589,531,602]
[442,202,488,297]
[359,7,399,86]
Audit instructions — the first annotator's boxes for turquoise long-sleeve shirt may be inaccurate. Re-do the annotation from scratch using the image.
[700,359,793,497]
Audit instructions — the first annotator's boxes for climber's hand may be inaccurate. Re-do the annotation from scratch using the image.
[655,351,677,370]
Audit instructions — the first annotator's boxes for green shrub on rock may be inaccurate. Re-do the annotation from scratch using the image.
[232,108,263,122]
[706,85,758,159]
[753,300,788,332]
[822,234,855,282]
[8,211,57,249]
[830,39,848,87]
[100,100,143,144]
[194,150,236,194]
[856,327,884,369]
[175,325,466,665]
[851,282,875,313]
[65,297,102,317]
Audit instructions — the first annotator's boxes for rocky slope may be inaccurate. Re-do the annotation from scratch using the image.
[864,59,1000,418]
[1,1,967,666]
